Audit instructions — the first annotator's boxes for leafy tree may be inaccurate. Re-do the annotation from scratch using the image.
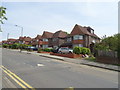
[0,6,7,32]
[95,34,120,52]
[0,6,7,24]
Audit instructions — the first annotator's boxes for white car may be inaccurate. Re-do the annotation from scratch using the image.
[58,47,73,53]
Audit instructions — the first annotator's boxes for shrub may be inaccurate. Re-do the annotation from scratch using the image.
[11,43,21,49]
[2,44,9,48]
[43,48,53,52]
[81,47,91,55]
[73,46,91,55]
[38,48,43,52]
[73,46,82,54]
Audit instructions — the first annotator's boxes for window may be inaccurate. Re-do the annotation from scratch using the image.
[73,44,83,47]
[42,45,48,49]
[73,35,83,40]
[43,38,48,41]
[67,37,72,42]
[37,39,39,42]
[52,38,57,42]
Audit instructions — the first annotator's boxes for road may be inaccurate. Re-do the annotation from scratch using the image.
[2,49,118,88]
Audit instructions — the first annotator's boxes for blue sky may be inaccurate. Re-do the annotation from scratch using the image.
[1,2,118,40]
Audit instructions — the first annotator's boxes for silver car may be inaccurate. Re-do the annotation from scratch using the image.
[58,47,73,53]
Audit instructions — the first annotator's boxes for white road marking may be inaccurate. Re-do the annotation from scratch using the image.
[37,64,44,67]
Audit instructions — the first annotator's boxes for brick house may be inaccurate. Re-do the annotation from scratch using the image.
[61,24,100,48]
[30,35,42,48]
[51,30,67,49]
[17,36,32,45]
[7,39,17,45]
[41,31,53,49]
[2,40,8,44]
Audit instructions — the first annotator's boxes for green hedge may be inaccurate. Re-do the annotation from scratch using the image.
[73,46,91,55]
[2,44,9,48]
[43,48,53,52]
[2,43,32,49]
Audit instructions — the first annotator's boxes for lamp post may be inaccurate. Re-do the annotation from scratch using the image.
[15,25,23,52]
[15,25,23,37]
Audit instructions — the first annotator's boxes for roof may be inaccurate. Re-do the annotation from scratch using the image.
[35,35,42,39]
[8,39,17,42]
[41,31,53,38]
[52,30,67,38]
[24,37,32,41]
[70,24,100,39]
[19,36,32,41]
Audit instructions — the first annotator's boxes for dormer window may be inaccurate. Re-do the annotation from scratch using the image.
[91,30,94,34]
[73,35,83,40]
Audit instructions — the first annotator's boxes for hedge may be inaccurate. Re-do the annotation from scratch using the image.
[43,48,53,52]
[73,46,91,55]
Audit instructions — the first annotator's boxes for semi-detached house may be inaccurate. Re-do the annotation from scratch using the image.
[61,24,100,48]
[41,31,53,49]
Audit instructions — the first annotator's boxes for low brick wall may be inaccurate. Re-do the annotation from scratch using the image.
[50,53,82,58]
[38,51,52,54]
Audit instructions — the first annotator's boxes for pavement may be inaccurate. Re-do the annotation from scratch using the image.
[2,48,118,88]
[7,48,120,72]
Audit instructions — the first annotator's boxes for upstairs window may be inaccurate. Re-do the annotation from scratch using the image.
[73,35,83,40]
[43,38,48,42]
[52,38,57,42]
[67,37,72,42]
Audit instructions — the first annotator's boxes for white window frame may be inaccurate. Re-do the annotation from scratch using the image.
[43,38,48,42]
[73,35,83,40]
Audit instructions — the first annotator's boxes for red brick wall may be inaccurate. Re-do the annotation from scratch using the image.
[72,40,83,44]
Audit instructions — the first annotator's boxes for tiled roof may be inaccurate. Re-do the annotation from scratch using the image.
[19,36,32,41]
[24,37,32,41]
[41,31,53,38]
[8,39,17,42]
[52,30,67,38]
[35,35,42,39]
[70,24,100,38]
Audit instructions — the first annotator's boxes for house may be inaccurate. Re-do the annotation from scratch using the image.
[2,40,8,44]
[41,31,53,49]
[61,24,100,48]
[7,39,17,45]
[51,30,67,49]
[30,35,42,48]
[17,36,32,45]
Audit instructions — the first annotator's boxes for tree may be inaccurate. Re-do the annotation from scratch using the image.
[0,6,7,32]
[95,34,120,52]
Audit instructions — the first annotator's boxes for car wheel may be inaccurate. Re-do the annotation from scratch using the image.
[69,51,72,53]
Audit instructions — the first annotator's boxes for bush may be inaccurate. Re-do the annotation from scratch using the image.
[73,46,91,55]
[81,47,91,55]
[73,46,82,54]
[2,44,9,48]
[11,43,21,49]
[43,48,53,52]
[38,48,43,52]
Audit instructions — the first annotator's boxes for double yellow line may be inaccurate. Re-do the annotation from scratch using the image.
[0,65,35,90]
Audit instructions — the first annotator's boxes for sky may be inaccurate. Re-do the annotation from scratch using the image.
[1,1,118,40]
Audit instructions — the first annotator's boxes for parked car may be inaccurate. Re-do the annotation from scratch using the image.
[26,46,38,51]
[52,48,60,53]
[58,47,73,53]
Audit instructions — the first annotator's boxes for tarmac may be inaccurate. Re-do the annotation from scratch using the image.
[5,49,120,72]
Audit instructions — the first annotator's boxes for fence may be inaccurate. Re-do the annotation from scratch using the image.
[96,50,119,64]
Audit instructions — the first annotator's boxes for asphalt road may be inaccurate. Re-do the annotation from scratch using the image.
[2,49,118,88]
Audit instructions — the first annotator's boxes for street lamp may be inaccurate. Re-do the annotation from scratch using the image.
[15,25,23,37]
[15,25,23,52]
